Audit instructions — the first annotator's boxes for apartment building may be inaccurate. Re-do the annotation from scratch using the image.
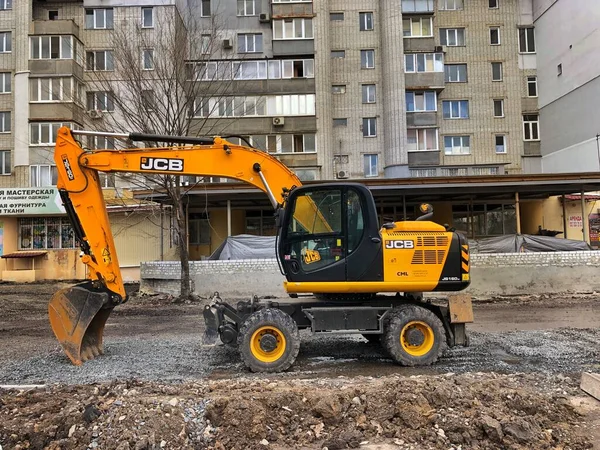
[533,0,600,173]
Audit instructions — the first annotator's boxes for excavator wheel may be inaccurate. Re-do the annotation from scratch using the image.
[237,308,300,373]
[382,304,446,366]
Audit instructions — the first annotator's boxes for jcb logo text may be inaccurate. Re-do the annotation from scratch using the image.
[140,157,184,172]
[385,240,415,249]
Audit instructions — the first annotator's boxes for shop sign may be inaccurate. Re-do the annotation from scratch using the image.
[0,187,65,216]
[568,215,583,228]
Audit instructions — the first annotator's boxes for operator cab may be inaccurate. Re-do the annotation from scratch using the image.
[277,184,383,283]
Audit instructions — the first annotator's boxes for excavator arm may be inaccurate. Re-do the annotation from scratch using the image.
[50,126,308,365]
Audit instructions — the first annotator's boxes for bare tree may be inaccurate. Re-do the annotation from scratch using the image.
[82,3,243,299]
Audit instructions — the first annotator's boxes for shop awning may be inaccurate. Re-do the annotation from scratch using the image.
[1,251,48,259]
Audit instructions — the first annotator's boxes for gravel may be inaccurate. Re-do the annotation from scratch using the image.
[1,327,598,385]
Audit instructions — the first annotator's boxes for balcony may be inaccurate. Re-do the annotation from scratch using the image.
[403,38,436,52]
[405,72,445,90]
[521,97,538,112]
[523,141,541,157]
[32,19,80,38]
[29,102,85,123]
[29,59,83,78]
[402,0,434,14]
[197,78,315,96]
[408,151,440,166]
[191,116,317,136]
[406,112,437,127]
[272,3,313,18]
[278,153,318,168]
[272,40,314,56]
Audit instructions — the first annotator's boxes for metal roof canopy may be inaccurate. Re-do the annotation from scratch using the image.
[133,172,600,208]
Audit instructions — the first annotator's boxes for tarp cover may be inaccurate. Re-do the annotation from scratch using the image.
[209,234,276,260]
[470,234,592,253]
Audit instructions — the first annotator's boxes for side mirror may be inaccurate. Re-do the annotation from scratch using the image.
[275,208,285,228]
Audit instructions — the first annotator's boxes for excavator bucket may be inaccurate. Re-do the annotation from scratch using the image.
[48,283,113,365]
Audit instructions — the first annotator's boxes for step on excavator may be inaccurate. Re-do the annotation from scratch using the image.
[49,127,474,372]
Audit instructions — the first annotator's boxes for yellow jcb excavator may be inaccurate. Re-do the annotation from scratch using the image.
[49,127,473,372]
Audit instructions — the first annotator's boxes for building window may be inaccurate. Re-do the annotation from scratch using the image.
[194,94,315,117]
[405,91,437,112]
[141,7,153,28]
[332,85,346,94]
[245,211,276,236]
[264,134,316,153]
[189,213,210,245]
[444,135,470,155]
[444,63,467,82]
[30,122,70,145]
[280,59,313,78]
[0,72,10,93]
[489,27,500,45]
[200,0,211,17]
[0,150,10,175]
[495,135,507,153]
[30,77,74,102]
[29,165,58,187]
[359,12,373,31]
[0,32,11,53]
[363,118,377,137]
[333,118,347,127]
[493,99,504,117]
[331,50,345,58]
[364,154,378,177]
[19,217,77,250]
[440,28,465,46]
[491,62,503,81]
[30,36,76,60]
[407,128,438,151]
[439,0,463,10]
[49,10,58,20]
[87,91,114,112]
[442,100,469,119]
[403,17,433,38]
[489,0,499,7]
[403,0,434,12]
[362,84,376,103]
[85,8,114,29]
[0,111,9,132]
[142,49,154,70]
[361,50,375,69]
[523,114,539,141]
[519,27,535,53]
[86,50,114,71]
[405,53,444,73]
[410,168,437,178]
[237,34,263,53]
[0,0,12,10]
[272,19,313,40]
[527,76,537,97]
[237,0,255,16]
[330,12,344,21]
[89,135,116,150]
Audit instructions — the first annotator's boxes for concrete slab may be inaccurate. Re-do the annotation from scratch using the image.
[581,372,600,401]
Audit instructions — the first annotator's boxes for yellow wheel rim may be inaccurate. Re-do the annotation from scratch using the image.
[250,326,287,363]
[400,321,435,357]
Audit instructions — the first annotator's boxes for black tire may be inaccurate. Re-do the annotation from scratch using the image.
[237,308,300,373]
[382,304,446,366]
[362,334,382,345]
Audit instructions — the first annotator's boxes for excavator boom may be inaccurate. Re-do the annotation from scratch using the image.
[50,127,304,364]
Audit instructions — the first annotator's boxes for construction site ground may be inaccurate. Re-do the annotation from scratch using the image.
[0,282,599,450]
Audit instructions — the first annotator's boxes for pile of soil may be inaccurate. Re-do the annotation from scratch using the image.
[0,373,593,450]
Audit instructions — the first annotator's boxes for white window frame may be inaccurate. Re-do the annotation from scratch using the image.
[237,0,256,16]
[200,0,211,17]
[403,17,433,38]
[0,150,10,175]
[30,36,75,60]
[85,8,114,30]
[405,91,437,112]
[141,7,154,28]
[493,99,504,118]
[489,27,501,45]
[491,62,503,81]
[444,63,467,82]
[527,76,538,98]
[333,118,348,127]
[30,122,69,145]
[363,117,377,137]
[272,18,313,40]
[272,0,311,2]
[194,94,315,118]
[0,31,10,53]
[403,0,434,12]
[332,85,346,94]
[0,111,9,132]
[440,28,465,46]
[330,12,344,21]
[495,134,507,154]
[408,128,439,151]
[142,48,154,70]
[87,91,114,112]
[89,135,116,150]
[439,0,463,10]
[362,84,376,104]
[523,115,540,141]
[29,165,58,188]
[361,49,375,69]
[489,0,499,8]
[0,0,12,10]
[86,50,114,71]
[331,50,345,58]
[442,100,469,119]
[364,154,378,177]
[0,72,10,93]
[519,27,535,53]
[405,53,444,73]
[30,77,73,102]
[237,34,263,53]
[264,134,317,154]
[359,12,373,31]
[444,135,470,155]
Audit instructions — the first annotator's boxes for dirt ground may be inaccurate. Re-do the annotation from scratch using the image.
[0,282,599,449]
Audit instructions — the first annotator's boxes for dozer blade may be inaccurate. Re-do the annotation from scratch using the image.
[48,284,113,365]
[201,305,220,346]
